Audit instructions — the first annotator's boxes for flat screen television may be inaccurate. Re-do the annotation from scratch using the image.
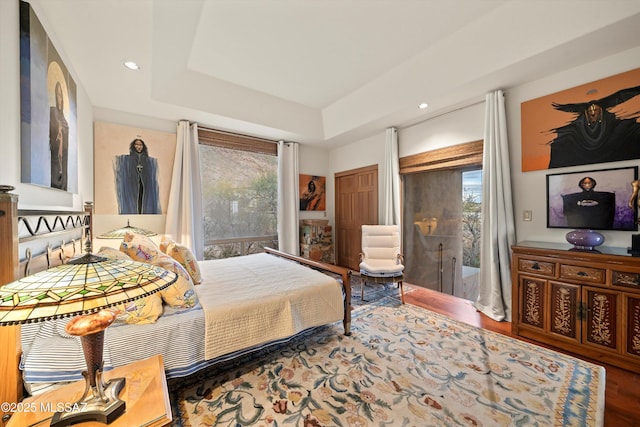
[546,166,638,231]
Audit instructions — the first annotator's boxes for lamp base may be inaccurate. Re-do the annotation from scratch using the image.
[50,375,126,427]
[55,311,125,427]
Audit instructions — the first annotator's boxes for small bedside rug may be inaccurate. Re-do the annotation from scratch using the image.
[169,298,605,427]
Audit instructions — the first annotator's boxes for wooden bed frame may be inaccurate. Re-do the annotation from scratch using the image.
[0,189,351,426]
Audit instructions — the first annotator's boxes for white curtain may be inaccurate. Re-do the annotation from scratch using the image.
[473,90,516,322]
[277,141,299,255]
[164,120,204,260]
[381,127,401,226]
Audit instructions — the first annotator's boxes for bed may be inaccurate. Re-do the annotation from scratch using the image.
[0,191,352,408]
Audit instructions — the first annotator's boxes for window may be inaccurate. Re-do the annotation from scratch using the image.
[198,128,278,259]
[462,169,482,269]
[462,169,482,302]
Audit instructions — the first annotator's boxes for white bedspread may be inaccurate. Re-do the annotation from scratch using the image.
[196,252,344,360]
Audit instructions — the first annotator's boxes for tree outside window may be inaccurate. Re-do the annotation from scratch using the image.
[199,144,277,259]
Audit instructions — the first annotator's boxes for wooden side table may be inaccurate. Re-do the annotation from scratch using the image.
[6,355,171,427]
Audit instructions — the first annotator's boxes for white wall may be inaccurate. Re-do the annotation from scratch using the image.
[399,102,485,158]
[508,46,640,248]
[93,114,334,238]
[92,108,176,238]
[298,144,331,223]
[5,0,640,251]
[327,132,386,223]
[329,47,640,250]
[91,112,332,238]
[0,0,93,211]
[86,109,331,239]
[326,103,484,228]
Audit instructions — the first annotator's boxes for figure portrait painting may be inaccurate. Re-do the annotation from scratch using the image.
[521,67,640,172]
[20,1,78,192]
[560,176,615,229]
[547,167,637,231]
[94,122,176,215]
[299,175,326,211]
[114,138,161,214]
[48,69,69,191]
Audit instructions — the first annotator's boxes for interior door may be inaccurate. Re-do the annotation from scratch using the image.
[335,165,378,270]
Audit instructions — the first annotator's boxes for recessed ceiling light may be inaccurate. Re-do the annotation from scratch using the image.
[123,61,140,71]
[418,102,429,109]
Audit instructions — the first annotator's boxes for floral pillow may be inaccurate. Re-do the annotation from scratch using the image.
[159,237,203,284]
[153,253,198,308]
[54,296,160,330]
[120,232,197,309]
[119,232,160,262]
[96,242,163,323]
[111,293,164,324]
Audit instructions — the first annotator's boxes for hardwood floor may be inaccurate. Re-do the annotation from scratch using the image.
[403,284,640,427]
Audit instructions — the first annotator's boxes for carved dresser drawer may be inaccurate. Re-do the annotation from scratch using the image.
[559,264,605,284]
[612,270,640,289]
[518,258,555,277]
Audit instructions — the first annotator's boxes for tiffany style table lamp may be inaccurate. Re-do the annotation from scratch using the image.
[0,251,177,426]
[97,220,157,239]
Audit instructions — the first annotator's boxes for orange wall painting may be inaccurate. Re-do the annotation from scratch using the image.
[521,67,640,172]
[299,174,326,211]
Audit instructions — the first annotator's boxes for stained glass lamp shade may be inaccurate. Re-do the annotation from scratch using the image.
[0,253,177,426]
[97,220,157,239]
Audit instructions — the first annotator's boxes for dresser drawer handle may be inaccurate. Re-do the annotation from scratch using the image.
[531,262,540,270]
[577,271,588,277]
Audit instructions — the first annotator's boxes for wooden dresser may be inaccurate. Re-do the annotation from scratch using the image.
[512,241,640,373]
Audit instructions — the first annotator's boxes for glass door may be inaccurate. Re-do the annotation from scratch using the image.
[402,168,482,301]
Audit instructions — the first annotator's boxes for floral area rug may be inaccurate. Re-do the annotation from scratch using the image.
[168,290,605,427]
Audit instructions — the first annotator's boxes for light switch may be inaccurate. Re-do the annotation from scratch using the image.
[523,210,532,221]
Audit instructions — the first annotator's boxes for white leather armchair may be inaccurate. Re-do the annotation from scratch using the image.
[359,225,405,304]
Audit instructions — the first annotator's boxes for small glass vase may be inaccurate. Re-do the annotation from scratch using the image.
[565,229,605,251]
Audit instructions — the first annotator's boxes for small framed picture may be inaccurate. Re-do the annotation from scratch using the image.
[546,166,638,231]
[299,174,326,211]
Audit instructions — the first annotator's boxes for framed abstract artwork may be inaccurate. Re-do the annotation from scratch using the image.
[546,166,638,231]
[521,67,640,172]
[299,174,326,211]
[19,1,78,193]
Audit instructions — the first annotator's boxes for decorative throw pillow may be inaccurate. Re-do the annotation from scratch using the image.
[119,232,160,262]
[111,293,164,324]
[119,231,197,308]
[153,253,198,308]
[159,237,203,284]
[95,244,163,323]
